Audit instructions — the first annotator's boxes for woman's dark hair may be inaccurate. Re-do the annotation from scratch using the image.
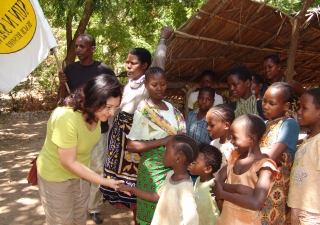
[170,134,199,164]
[145,66,166,82]
[235,114,266,141]
[269,82,294,104]
[129,48,152,68]
[209,104,235,123]
[263,54,281,65]
[198,86,215,100]
[79,34,96,46]
[228,65,252,82]
[198,143,222,173]
[60,75,123,124]
[305,88,320,109]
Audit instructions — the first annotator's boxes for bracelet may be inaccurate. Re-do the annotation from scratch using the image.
[159,37,166,41]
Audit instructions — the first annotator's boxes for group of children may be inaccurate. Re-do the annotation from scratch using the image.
[116,64,320,225]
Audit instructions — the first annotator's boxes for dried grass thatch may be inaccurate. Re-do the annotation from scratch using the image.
[164,0,320,87]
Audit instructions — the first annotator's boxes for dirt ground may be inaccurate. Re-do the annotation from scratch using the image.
[0,112,135,225]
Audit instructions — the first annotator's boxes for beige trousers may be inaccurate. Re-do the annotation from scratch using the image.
[87,133,107,213]
[38,174,90,225]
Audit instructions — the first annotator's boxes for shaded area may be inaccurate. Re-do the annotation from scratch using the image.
[0,113,135,225]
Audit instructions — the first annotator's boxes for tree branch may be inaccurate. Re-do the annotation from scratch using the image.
[65,0,95,65]
[285,0,315,84]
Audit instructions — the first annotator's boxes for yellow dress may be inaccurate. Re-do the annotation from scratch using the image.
[216,151,278,225]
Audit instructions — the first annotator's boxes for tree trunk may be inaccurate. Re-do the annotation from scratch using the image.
[285,0,315,84]
[64,0,95,66]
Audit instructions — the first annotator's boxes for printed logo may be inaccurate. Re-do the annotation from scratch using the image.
[0,0,36,54]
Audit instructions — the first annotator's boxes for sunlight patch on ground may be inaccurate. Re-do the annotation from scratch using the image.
[36,205,45,215]
[13,214,28,222]
[16,198,39,205]
[1,187,16,193]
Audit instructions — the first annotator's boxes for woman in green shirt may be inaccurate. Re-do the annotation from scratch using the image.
[37,75,124,225]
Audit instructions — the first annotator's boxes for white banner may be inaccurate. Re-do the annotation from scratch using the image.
[0,0,57,94]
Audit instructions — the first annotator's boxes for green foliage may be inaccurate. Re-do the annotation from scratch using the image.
[38,0,207,73]
[256,0,320,13]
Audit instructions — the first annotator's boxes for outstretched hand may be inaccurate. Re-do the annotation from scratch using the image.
[118,183,132,196]
[160,26,174,39]
[211,179,224,200]
[105,179,125,190]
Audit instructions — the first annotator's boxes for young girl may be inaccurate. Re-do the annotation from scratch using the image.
[227,65,261,118]
[212,114,278,225]
[206,104,235,167]
[125,67,186,225]
[187,86,215,145]
[288,88,320,224]
[251,73,264,100]
[260,82,300,224]
[119,134,199,225]
[251,73,266,120]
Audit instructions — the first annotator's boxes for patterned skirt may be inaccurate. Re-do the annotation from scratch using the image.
[260,152,294,224]
[136,146,171,225]
[99,111,140,208]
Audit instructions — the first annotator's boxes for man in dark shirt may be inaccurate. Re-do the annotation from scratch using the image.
[59,34,115,224]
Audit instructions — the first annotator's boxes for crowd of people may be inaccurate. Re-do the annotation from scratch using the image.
[35,27,320,225]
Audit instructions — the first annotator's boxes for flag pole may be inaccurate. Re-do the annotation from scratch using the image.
[52,47,70,94]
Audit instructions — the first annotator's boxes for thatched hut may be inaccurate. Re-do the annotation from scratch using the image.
[164,0,320,115]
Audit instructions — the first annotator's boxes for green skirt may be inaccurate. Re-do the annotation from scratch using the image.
[136,146,171,225]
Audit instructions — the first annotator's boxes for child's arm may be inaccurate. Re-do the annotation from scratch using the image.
[212,167,273,210]
[215,164,227,182]
[118,184,160,202]
[219,182,254,195]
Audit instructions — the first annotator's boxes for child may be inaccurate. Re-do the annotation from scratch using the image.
[206,104,235,167]
[251,73,264,100]
[288,88,320,224]
[187,86,215,145]
[188,143,222,225]
[188,70,224,110]
[212,114,278,225]
[260,82,300,224]
[119,134,199,225]
[251,73,266,120]
[227,66,261,118]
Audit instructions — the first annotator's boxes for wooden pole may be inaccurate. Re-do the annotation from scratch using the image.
[52,47,71,95]
[285,0,315,84]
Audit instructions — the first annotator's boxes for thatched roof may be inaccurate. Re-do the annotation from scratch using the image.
[164,0,320,86]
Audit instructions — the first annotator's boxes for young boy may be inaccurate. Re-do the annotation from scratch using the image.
[188,70,224,110]
[188,143,222,225]
[227,66,261,118]
[288,88,320,224]
[119,135,199,225]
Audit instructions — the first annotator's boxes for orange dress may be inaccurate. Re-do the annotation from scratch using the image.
[216,151,278,225]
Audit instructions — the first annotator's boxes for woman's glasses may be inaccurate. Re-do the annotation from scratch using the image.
[104,105,120,112]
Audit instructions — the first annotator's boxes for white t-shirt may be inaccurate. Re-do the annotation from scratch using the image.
[188,91,223,109]
[211,138,234,176]
[288,133,320,213]
[151,171,199,225]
